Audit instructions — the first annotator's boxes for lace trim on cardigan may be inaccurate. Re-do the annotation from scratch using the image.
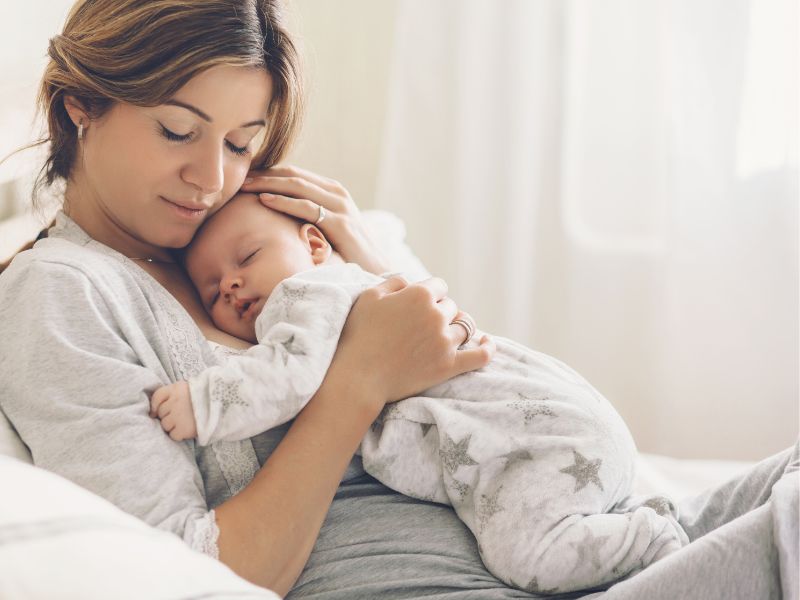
[192,509,220,559]
[211,439,261,495]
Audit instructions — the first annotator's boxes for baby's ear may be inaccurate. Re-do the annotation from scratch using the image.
[300,224,332,265]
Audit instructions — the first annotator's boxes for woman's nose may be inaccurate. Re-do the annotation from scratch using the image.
[182,142,224,195]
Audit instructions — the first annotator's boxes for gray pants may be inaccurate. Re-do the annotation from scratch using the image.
[596,440,799,600]
[277,437,799,600]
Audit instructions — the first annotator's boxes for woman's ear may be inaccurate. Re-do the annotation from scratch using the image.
[63,95,89,129]
[300,224,332,265]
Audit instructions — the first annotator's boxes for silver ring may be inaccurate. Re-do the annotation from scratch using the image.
[314,204,326,225]
[451,318,475,346]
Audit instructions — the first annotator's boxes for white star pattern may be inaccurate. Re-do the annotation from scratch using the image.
[476,485,505,533]
[643,496,674,516]
[439,433,479,475]
[280,334,306,362]
[570,526,612,571]
[559,450,604,492]
[447,477,471,502]
[274,282,309,318]
[381,403,407,422]
[211,377,248,416]
[510,394,555,425]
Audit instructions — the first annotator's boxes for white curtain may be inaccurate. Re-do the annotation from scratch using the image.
[374,0,798,460]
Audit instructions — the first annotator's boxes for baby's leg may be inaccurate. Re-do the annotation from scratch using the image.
[451,450,689,595]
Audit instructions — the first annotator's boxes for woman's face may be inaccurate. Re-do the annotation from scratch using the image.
[69,65,272,252]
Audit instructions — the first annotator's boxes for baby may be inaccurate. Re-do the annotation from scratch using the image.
[150,194,688,595]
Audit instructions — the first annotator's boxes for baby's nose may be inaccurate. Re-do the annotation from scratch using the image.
[220,276,241,295]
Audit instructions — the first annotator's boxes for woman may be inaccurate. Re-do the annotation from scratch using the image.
[0,1,795,599]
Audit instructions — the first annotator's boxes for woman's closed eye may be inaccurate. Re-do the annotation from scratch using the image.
[158,123,250,156]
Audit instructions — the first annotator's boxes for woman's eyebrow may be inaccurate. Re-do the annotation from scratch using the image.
[165,99,266,128]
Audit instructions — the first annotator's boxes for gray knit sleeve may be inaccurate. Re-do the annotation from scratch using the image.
[0,257,218,555]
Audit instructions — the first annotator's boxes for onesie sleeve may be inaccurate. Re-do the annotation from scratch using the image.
[0,259,218,556]
[189,276,357,446]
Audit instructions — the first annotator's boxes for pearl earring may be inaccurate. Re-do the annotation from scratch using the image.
[78,121,84,141]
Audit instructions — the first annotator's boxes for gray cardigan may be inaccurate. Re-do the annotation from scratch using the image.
[0,212,266,556]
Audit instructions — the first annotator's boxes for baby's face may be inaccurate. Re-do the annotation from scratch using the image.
[185,194,325,342]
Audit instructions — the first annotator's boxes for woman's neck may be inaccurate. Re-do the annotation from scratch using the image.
[63,177,175,263]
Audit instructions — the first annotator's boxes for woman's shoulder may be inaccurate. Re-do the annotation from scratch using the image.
[0,236,161,335]
[0,237,136,296]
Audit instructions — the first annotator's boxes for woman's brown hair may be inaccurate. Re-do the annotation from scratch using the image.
[1,0,304,273]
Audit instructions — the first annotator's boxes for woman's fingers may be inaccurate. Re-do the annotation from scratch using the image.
[249,164,345,196]
[246,175,345,213]
[415,277,448,302]
[448,310,478,347]
[376,274,409,294]
[244,164,391,274]
[452,334,495,374]
[437,297,459,325]
[334,274,494,409]
[258,193,325,224]
[448,310,476,346]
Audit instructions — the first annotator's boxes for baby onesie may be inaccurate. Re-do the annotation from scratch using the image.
[187,263,688,594]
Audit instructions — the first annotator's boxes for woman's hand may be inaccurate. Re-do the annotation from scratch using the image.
[327,275,495,415]
[241,165,390,275]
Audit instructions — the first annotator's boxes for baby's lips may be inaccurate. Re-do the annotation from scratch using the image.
[234,297,260,319]
[233,297,253,316]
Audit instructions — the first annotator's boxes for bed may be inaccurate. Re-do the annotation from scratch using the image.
[0,205,757,599]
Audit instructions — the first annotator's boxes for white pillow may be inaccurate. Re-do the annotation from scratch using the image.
[361,209,432,282]
[0,456,279,600]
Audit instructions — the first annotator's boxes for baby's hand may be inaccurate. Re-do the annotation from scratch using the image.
[149,381,198,442]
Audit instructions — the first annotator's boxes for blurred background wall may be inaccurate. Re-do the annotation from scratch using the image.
[1,0,797,460]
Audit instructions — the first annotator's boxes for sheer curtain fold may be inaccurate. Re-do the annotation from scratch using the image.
[375,0,798,459]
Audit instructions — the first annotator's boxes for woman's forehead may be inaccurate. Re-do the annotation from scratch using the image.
[169,65,272,127]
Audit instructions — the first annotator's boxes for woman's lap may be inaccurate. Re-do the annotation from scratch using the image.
[284,443,798,599]
[287,475,587,600]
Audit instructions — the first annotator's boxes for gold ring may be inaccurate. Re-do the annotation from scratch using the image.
[452,318,475,346]
[314,204,326,225]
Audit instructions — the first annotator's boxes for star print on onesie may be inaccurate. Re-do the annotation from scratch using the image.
[439,433,479,474]
[476,485,505,533]
[510,395,556,424]
[570,526,612,571]
[560,449,604,492]
[273,281,309,318]
[210,377,247,416]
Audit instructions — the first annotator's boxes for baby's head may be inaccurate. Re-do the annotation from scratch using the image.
[185,193,334,343]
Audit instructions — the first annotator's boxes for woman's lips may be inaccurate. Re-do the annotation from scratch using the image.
[160,196,208,221]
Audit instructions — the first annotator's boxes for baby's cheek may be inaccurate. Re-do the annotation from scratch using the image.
[210,305,233,333]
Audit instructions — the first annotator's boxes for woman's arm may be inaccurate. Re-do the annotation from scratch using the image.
[214,276,495,594]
